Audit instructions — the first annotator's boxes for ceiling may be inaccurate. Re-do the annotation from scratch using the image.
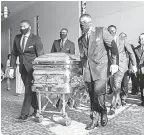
[1,1,36,21]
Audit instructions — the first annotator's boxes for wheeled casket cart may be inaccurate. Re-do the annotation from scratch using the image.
[32,53,83,125]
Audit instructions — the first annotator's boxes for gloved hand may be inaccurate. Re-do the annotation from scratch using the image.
[9,68,14,78]
[132,65,137,73]
[110,65,118,75]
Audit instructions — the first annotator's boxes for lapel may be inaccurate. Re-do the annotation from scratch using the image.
[116,36,120,48]
[81,34,87,49]
[139,47,144,63]
[57,39,61,51]
[63,39,68,48]
[60,39,68,52]
[17,34,23,53]
[135,46,141,60]
[23,33,32,52]
[88,26,96,54]
[80,35,88,55]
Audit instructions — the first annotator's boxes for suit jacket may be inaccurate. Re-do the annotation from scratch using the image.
[51,39,75,54]
[10,33,44,73]
[115,36,136,73]
[134,45,144,74]
[78,27,119,82]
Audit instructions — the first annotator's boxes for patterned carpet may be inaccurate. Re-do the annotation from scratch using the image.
[1,79,144,135]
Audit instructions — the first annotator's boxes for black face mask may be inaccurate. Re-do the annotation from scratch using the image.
[20,27,30,35]
[60,34,67,40]
[80,22,90,33]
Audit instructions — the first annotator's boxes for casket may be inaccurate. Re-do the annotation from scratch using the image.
[32,53,83,93]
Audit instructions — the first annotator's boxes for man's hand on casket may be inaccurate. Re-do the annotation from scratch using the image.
[110,65,118,75]
[132,65,137,73]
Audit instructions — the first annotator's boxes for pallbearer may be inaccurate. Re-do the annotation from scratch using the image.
[78,14,119,129]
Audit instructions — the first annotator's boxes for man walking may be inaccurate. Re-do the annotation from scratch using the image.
[78,14,119,130]
[134,33,144,106]
[9,20,44,121]
[108,26,137,115]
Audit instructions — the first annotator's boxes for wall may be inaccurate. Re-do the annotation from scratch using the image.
[87,1,144,46]
[1,1,80,67]
[2,1,144,67]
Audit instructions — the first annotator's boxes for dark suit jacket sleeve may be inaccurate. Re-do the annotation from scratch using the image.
[70,42,75,54]
[10,36,18,68]
[134,47,140,61]
[124,40,137,66]
[102,28,119,65]
[35,36,44,57]
[51,40,55,53]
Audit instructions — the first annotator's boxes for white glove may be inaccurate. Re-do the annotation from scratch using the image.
[110,65,118,75]
[132,65,137,73]
[9,68,14,78]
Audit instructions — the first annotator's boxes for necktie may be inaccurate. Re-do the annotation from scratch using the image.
[86,33,89,47]
[21,36,26,52]
[61,40,64,49]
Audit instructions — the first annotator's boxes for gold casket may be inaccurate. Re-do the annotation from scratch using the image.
[32,53,84,93]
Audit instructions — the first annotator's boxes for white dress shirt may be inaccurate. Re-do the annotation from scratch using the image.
[114,35,118,42]
[60,37,67,48]
[20,31,30,52]
[85,26,92,41]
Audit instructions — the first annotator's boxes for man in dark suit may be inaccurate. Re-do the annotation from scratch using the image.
[134,33,144,106]
[51,28,75,54]
[127,44,139,95]
[51,28,75,108]
[78,14,119,130]
[9,20,44,121]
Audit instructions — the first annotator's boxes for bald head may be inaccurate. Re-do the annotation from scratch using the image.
[119,32,127,40]
[79,14,92,34]
[79,14,92,23]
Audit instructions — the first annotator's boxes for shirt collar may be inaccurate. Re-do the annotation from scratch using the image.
[22,31,30,38]
[61,37,67,42]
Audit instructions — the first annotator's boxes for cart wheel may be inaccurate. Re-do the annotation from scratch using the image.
[34,115,43,123]
[64,116,71,126]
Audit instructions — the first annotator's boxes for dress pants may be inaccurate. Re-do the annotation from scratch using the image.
[110,70,125,110]
[121,71,130,101]
[139,73,144,101]
[130,72,139,94]
[20,65,38,117]
[85,78,107,117]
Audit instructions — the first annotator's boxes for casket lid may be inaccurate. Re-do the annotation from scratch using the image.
[33,52,81,65]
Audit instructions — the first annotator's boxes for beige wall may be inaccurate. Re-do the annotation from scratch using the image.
[1,1,80,67]
[2,1,144,67]
[87,1,144,46]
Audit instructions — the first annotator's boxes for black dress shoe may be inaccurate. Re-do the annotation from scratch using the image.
[101,113,108,127]
[16,115,28,122]
[30,110,37,117]
[108,109,115,115]
[85,120,99,130]
[121,100,127,106]
[16,116,23,120]
[141,101,144,106]
[131,92,138,95]
[107,89,113,94]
